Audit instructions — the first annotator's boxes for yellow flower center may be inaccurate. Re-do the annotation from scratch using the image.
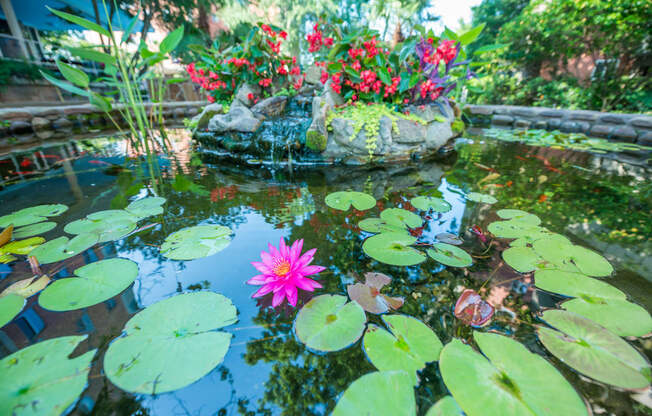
[272,260,291,277]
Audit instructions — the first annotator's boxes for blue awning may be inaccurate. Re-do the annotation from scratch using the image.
[0,0,145,33]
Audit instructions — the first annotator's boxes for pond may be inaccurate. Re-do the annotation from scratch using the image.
[0,128,650,415]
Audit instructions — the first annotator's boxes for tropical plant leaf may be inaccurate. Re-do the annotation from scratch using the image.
[47,6,111,36]
[104,292,237,394]
[160,26,185,54]
[294,294,367,352]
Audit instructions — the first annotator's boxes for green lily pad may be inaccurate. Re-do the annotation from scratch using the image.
[160,225,233,260]
[427,243,473,267]
[39,258,139,311]
[12,222,57,239]
[532,237,613,277]
[538,310,651,389]
[325,191,376,211]
[0,293,25,328]
[440,333,588,416]
[562,297,652,337]
[30,234,98,264]
[331,370,416,416]
[502,246,544,273]
[510,231,569,248]
[294,294,367,352]
[65,210,138,243]
[534,270,625,299]
[363,314,443,376]
[466,192,497,204]
[358,218,408,234]
[125,196,166,219]
[411,196,451,213]
[362,233,426,266]
[425,396,463,416]
[0,335,96,415]
[380,208,423,229]
[0,237,45,263]
[496,209,541,225]
[104,291,237,394]
[487,220,545,239]
[0,204,68,228]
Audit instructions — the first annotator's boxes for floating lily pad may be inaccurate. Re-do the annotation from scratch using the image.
[125,196,166,219]
[487,220,544,239]
[325,191,376,211]
[454,289,494,327]
[0,204,68,228]
[411,196,451,213]
[510,231,568,248]
[0,237,45,263]
[362,233,426,266]
[532,237,613,277]
[294,294,367,352]
[12,222,57,238]
[496,209,541,225]
[466,192,497,204]
[0,225,12,246]
[538,310,651,389]
[104,291,237,394]
[0,294,25,328]
[363,314,443,376]
[65,210,138,243]
[502,246,544,273]
[30,234,98,264]
[435,233,463,245]
[427,243,472,267]
[331,370,416,416]
[0,336,96,415]
[39,258,139,311]
[380,208,423,229]
[440,333,588,416]
[1,275,50,298]
[534,270,625,299]
[562,297,652,337]
[347,272,403,314]
[161,225,232,260]
[358,218,407,234]
[425,396,463,416]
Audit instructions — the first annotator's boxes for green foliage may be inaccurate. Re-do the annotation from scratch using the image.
[326,103,426,155]
[0,59,49,86]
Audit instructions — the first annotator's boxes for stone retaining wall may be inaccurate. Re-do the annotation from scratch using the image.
[466,105,652,146]
[0,101,204,149]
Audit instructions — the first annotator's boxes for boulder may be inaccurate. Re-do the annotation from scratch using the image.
[234,83,262,107]
[394,118,427,143]
[251,96,287,118]
[31,117,51,131]
[207,106,261,133]
[192,103,223,132]
[305,65,323,85]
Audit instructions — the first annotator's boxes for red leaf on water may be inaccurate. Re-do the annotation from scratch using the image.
[454,288,494,327]
[347,272,404,314]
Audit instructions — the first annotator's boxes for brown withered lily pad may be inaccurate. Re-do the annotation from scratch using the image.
[347,272,404,314]
[454,289,494,327]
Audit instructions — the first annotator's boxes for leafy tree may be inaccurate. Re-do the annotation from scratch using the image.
[468,0,529,55]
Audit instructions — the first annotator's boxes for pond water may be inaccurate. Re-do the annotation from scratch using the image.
[0,128,650,415]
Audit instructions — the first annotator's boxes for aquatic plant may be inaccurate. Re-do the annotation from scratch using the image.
[453,289,494,327]
[160,224,232,260]
[331,370,416,416]
[346,272,404,314]
[247,238,325,307]
[325,191,376,211]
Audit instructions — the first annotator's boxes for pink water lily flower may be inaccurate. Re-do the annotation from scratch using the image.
[247,238,325,307]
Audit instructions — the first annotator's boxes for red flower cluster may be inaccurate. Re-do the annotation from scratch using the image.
[187,63,227,92]
[419,79,443,100]
[424,40,457,67]
[306,23,334,53]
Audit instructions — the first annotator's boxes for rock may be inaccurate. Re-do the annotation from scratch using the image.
[539,110,565,118]
[548,119,562,129]
[406,102,452,123]
[9,120,32,134]
[589,124,613,138]
[306,129,327,152]
[514,119,531,128]
[568,111,599,122]
[33,108,62,118]
[305,65,323,85]
[234,83,262,107]
[173,108,186,118]
[511,108,537,117]
[0,110,31,120]
[207,106,261,133]
[394,118,426,143]
[612,126,637,142]
[323,80,344,107]
[560,121,580,133]
[467,105,493,116]
[492,115,514,126]
[424,119,454,150]
[637,132,652,146]
[251,96,287,118]
[629,117,652,129]
[599,114,626,125]
[192,103,223,132]
[31,117,51,131]
[534,120,548,129]
[63,106,93,116]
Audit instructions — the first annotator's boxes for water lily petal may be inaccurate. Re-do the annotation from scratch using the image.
[272,290,286,307]
[301,265,326,276]
[290,239,304,262]
[294,248,317,269]
[252,284,275,298]
[251,261,272,274]
[286,285,298,307]
[247,274,271,285]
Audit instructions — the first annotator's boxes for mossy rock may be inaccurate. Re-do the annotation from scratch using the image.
[306,129,327,152]
[452,118,466,134]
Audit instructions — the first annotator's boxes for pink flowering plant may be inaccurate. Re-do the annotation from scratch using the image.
[306,21,480,107]
[247,238,325,307]
[186,23,303,104]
